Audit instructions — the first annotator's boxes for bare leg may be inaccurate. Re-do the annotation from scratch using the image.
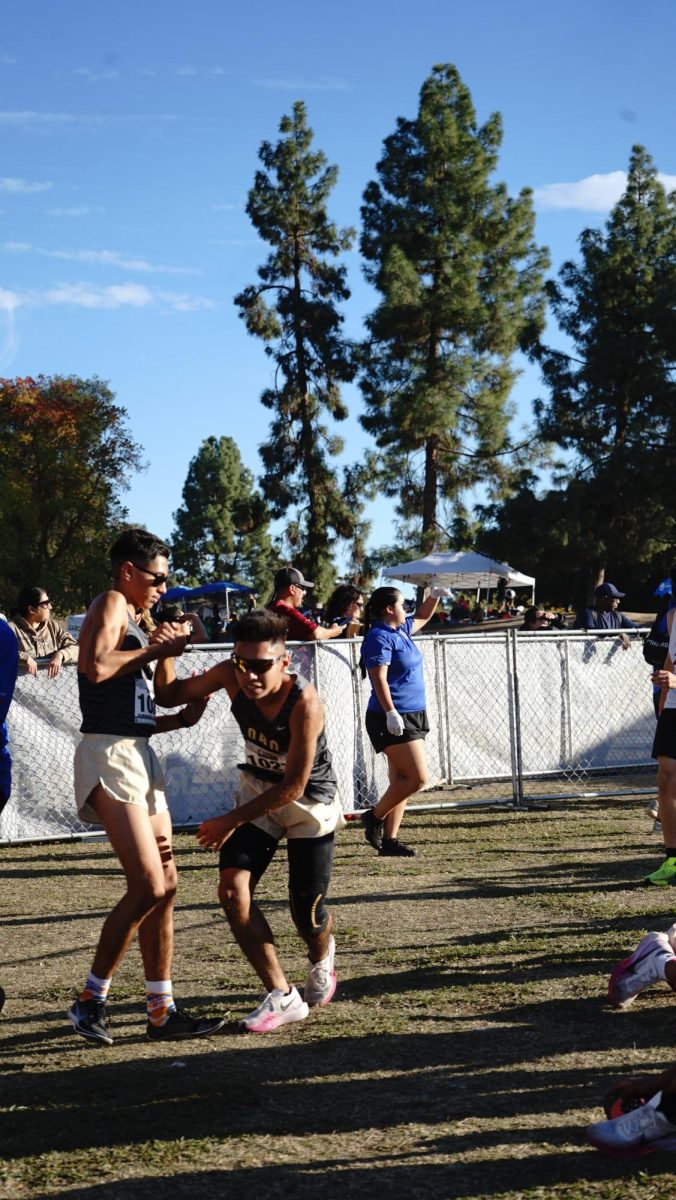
[657,757,676,847]
[137,810,177,981]
[87,787,168,981]
[219,868,288,993]
[373,740,429,837]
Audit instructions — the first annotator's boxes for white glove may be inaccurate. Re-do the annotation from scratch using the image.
[385,709,405,736]
[430,586,453,598]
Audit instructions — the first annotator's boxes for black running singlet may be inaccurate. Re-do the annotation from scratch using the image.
[231,673,336,803]
[78,614,156,737]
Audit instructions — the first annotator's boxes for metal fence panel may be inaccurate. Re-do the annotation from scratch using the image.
[0,629,658,843]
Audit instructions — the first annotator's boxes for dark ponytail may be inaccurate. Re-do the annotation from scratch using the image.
[359,586,401,678]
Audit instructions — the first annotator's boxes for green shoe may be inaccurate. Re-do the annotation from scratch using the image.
[644,857,676,886]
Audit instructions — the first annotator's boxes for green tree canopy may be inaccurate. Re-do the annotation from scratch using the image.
[525,144,676,599]
[0,374,144,612]
[171,436,277,596]
[235,100,360,597]
[359,63,549,553]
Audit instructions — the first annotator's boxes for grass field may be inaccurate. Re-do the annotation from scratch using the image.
[2,793,676,1199]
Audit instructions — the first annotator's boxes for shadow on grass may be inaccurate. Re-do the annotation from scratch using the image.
[32,1149,676,1200]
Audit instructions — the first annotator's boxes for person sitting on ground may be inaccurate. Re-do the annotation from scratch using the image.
[324,584,364,638]
[9,587,78,677]
[268,567,344,642]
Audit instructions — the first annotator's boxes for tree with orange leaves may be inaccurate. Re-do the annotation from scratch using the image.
[0,375,144,612]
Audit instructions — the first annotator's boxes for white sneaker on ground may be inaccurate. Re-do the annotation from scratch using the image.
[587,1091,676,1156]
[240,985,309,1033]
[646,801,659,821]
[608,931,675,1009]
[304,935,337,1007]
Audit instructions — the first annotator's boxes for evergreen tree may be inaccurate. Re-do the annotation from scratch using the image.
[171,436,276,595]
[359,64,549,553]
[530,144,676,596]
[235,101,358,597]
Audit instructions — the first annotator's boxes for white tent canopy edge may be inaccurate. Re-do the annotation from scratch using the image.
[382,550,535,600]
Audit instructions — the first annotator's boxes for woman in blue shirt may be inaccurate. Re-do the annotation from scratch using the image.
[359,585,447,857]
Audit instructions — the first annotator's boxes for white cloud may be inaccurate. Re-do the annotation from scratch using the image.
[177,65,226,77]
[0,280,214,313]
[46,205,104,217]
[534,170,676,212]
[72,67,120,83]
[2,241,199,275]
[0,176,52,194]
[212,203,241,211]
[0,111,181,131]
[253,76,351,91]
[0,55,16,65]
[45,282,153,308]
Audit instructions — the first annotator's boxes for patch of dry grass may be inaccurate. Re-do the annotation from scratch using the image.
[1,792,675,1198]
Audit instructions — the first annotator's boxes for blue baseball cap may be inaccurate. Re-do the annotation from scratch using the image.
[595,582,625,599]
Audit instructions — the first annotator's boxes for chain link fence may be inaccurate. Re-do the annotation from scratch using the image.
[0,628,657,843]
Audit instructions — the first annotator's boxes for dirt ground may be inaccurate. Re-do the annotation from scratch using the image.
[2,792,676,1199]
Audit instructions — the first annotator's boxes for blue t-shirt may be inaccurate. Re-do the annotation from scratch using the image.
[362,616,426,714]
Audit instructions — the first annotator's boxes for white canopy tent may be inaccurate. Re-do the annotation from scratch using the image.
[382,550,535,600]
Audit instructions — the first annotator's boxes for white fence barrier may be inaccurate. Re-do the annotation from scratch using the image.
[0,630,656,843]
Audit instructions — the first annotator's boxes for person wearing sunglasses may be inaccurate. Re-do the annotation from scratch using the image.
[268,567,344,642]
[324,584,364,639]
[154,607,344,1033]
[69,527,225,1047]
[8,586,78,678]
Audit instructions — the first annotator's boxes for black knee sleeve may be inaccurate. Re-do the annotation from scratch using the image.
[289,886,330,939]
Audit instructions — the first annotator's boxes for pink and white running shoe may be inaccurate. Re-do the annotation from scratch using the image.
[240,985,309,1033]
[304,935,337,1007]
[608,931,675,1009]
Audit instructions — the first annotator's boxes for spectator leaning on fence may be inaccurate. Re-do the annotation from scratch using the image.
[268,567,344,642]
[9,587,78,678]
[359,584,451,858]
[573,582,638,649]
[68,526,224,1047]
[324,584,364,638]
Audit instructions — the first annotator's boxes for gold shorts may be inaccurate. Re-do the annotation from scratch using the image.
[235,772,345,840]
[74,734,168,825]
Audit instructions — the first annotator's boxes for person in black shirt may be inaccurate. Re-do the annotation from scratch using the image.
[155,608,344,1033]
[68,527,224,1047]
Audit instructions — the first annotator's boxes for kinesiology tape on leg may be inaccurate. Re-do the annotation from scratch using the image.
[289,887,330,938]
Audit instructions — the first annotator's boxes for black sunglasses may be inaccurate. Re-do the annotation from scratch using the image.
[38,598,52,607]
[132,563,170,586]
[231,653,285,676]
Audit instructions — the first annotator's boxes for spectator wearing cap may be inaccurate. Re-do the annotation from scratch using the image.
[269,568,344,642]
[574,581,638,651]
[575,582,638,632]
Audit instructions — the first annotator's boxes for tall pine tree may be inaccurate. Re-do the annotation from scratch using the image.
[360,64,549,553]
[235,101,358,597]
[530,144,676,595]
[171,436,276,595]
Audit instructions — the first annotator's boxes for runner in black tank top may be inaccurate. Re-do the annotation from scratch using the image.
[68,526,224,1047]
[154,607,344,1033]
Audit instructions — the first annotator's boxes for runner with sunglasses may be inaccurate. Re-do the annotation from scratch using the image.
[69,527,225,1046]
[154,608,344,1032]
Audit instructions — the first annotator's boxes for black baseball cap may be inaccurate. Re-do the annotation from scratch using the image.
[273,567,314,591]
[595,582,625,599]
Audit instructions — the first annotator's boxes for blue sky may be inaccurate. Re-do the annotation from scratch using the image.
[2,0,675,573]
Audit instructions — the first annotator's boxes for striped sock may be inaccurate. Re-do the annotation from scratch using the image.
[146,980,177,1027]
[80,971,112,1002]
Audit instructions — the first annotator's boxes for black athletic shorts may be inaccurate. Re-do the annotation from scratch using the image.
[219,821,334,896]
[652,709,676,761]
[365,708,429,754]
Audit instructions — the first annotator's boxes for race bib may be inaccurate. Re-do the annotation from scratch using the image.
[246,747,283,774]
[134,677,156,727]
